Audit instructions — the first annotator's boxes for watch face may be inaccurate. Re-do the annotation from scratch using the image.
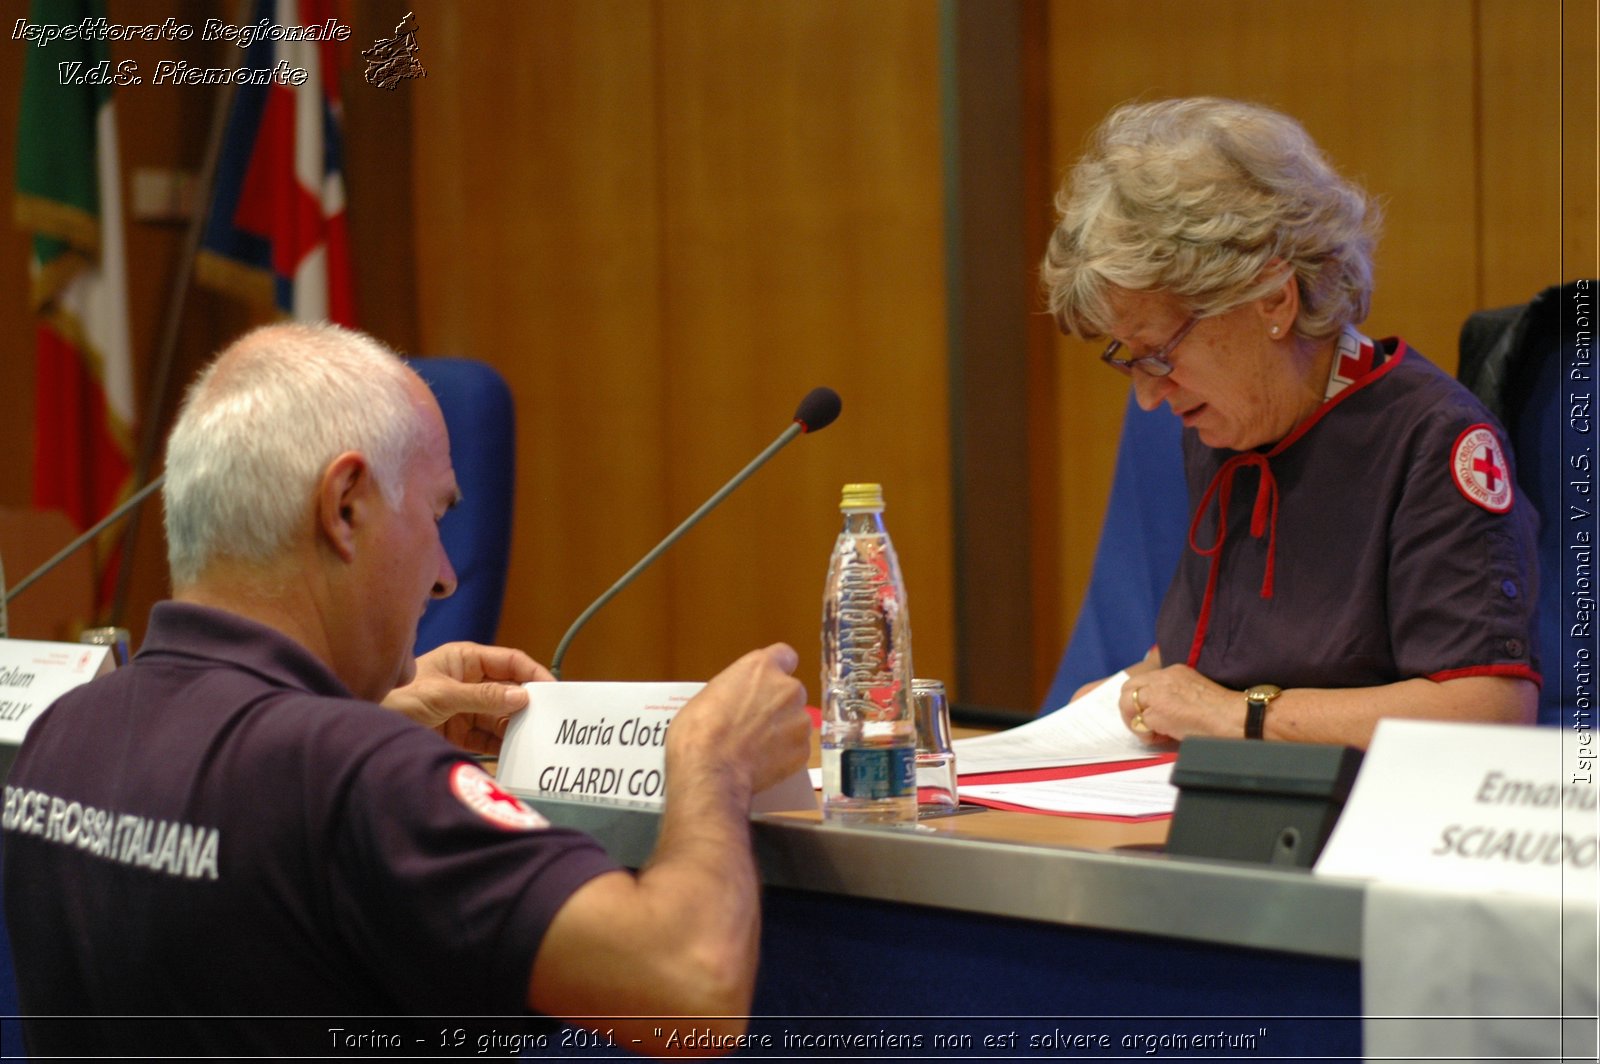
[1246,684,1282,702]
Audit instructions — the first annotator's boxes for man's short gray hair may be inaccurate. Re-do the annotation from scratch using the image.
[163,323,423,588]
[1041,97,1381,340]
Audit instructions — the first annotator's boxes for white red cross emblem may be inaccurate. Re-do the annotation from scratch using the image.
[449,762,550,831]
[1324,328,1376,401]
[1450,424,1514,514]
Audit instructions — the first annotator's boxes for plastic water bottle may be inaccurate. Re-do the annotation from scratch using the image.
[820,483,916,824]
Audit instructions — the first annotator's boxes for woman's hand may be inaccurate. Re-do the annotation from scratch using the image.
[1117,663,1239,744]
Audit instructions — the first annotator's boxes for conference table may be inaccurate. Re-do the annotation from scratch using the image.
[517,732,1367,1060]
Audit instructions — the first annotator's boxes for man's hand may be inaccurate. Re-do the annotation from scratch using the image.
[666,643,810,797]
[383,642,553,754]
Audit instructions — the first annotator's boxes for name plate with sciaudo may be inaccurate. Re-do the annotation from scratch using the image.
[0,639,114,746]
[1314,719,1597,899]
[495,682,815,813]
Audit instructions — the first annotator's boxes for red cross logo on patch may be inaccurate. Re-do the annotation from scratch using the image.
[449,763,550,831]
[1450,424,1514,513]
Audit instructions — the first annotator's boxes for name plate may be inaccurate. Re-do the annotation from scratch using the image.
[496,682,814,813]
[0,639,114,745]
[1315,719,1598,899]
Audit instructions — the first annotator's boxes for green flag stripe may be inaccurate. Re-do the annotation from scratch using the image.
[15,0,112,257]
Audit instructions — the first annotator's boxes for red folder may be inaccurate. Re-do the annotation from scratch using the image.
[957,754,1178,822]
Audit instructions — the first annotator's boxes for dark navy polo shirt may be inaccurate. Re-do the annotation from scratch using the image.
[2,601,618,1056]
[1157,340,1541,692]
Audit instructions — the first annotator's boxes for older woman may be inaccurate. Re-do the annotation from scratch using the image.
[1043,97,1539,749]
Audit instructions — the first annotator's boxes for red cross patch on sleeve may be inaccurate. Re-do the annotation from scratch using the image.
[1450,424,1515,514]
[449,763,550,831]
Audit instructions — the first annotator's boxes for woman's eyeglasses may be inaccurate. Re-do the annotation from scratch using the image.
[1100,316,1198,377]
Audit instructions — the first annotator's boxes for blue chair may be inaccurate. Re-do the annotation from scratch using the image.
[1040,391,1189,713]
[408,358,516,654]
[1458,282,1585,727]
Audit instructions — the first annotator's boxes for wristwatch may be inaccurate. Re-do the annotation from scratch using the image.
[1244,684,1282,740]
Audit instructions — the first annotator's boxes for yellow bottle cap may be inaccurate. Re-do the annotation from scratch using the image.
[840,483,885,511]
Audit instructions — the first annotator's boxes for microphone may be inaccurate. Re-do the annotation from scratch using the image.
[550,387,842,678]
[2,473,167,621]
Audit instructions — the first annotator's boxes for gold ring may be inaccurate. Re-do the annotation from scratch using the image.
[1131,711,1148,733]
[1132,687,1146,712]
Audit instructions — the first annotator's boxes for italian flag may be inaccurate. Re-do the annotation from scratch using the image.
[14,0,136,613]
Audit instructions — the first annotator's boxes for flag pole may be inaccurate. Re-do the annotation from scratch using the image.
[109,74,241,625]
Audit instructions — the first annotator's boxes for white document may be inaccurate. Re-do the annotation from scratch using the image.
[960,761,1178,818]
[950,671,1167,775]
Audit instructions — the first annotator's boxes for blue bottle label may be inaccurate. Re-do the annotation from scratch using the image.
[839,745,915,799]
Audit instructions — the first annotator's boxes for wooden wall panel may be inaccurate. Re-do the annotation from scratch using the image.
[1477,0,1565,308]
[411,1,672,680]
[653,0,950,685]
[342,0,422,354]
[1561,0,1600,280]
[411,0,950,688]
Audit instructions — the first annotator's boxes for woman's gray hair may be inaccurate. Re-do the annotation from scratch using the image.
[1041,97,1381,340]
[163,322,424,588]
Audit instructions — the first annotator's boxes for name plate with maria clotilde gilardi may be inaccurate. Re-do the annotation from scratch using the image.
[496,681,814,814]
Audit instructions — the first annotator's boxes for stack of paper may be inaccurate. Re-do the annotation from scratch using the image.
[950,673,1178,818]
[960,762,1177,819]
[952,671,1165,774]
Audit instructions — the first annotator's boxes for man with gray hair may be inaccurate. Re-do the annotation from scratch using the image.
[2,322,810,1056]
